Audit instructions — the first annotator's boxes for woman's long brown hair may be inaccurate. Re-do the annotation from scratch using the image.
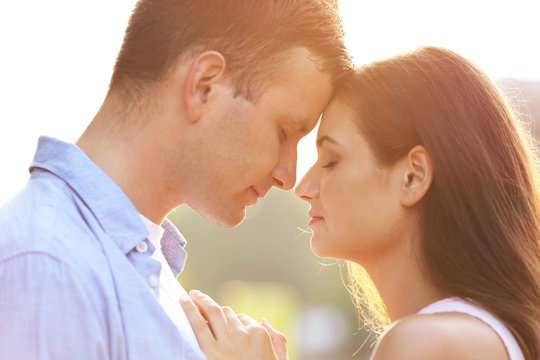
[338,46,540,359]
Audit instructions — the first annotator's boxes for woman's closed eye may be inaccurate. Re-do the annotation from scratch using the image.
[322,160,337,168]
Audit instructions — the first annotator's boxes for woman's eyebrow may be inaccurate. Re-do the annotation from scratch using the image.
[316,135,340,148]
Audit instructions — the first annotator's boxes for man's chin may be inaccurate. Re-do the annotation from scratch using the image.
[200,206,247,228]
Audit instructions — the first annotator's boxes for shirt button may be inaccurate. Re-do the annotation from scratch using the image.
[148,274,159,288]
[135,241,148,253]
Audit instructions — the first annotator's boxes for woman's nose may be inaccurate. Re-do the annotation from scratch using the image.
[294,166,319,202]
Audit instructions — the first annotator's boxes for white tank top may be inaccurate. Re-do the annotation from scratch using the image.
[418,297,524,360]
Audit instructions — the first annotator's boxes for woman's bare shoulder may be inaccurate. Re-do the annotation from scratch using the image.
[370,313,508,360]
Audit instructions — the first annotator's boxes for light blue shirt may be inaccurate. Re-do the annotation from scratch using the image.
[0,136,206,360]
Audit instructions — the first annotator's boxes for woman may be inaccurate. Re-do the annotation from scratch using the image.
[180,46,540,359]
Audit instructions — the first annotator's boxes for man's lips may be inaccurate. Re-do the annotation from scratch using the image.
[251,187,261,198]
[251,186,271,199]
[245,187,259,206]
[246,186,268,206]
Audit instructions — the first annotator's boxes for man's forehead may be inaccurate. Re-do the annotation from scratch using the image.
[267,47,332,89]
[280,113,320,135]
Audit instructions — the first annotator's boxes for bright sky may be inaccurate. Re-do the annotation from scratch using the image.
[0,0,539,204]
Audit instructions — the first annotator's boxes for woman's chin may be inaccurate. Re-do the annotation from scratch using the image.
[310,236,333,258]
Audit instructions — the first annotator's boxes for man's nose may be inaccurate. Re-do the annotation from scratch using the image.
[271,147,297,191]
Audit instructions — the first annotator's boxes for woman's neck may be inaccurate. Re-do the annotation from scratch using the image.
[361,234,447,322]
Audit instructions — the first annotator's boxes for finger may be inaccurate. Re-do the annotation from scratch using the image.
[262,318,288,360]
[189,290,229,337]
[222,306,243,330]
[237,313,259,327]
[180,296,215,351]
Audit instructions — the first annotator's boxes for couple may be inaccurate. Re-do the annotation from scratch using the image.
[0,1,538,359]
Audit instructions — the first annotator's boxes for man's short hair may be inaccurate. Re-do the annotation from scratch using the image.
[110,0,351,101]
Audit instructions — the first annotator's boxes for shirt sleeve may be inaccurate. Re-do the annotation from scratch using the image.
[0,252,109,359]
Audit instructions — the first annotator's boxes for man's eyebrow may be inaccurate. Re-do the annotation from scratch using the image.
[286,116,310,135]
[316,135,339,148]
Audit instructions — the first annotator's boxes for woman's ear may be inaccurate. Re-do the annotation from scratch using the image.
[183,51,227,123]
[400,145,433,207]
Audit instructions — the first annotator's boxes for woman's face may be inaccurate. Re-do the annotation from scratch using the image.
[295,99,406,263]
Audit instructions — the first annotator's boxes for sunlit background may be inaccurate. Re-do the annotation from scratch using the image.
[1,1,539,359]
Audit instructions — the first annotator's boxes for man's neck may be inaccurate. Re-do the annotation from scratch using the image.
[76,95,186,224]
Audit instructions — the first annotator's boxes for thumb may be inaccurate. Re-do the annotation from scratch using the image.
[261,318,288,360]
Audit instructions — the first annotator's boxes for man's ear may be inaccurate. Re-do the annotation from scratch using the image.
[183,51,227,123]
[400,145,433,207]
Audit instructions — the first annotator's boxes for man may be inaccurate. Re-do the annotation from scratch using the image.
[0,0,350,359]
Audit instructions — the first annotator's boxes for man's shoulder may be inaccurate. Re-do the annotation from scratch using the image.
[1,170,76,219]
[0,173,103,268]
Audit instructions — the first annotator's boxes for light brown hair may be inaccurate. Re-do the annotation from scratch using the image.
[338,47,540,359]
[110,0,351,101]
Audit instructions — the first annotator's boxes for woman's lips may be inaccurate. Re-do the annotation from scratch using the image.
[308,215,324,226]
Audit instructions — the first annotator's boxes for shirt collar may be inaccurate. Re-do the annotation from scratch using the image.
[161,218,188,277]
[30,136,149,254]
[139,214,165,248]
[30,136,189,275]
[138,214,188,276]
[139,214,187,277]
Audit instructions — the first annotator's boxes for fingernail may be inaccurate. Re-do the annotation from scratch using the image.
[189,289,201,295]
[262,318,272,328]
[180,293,190,302]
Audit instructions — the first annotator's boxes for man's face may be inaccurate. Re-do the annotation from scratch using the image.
[184,48,334,227]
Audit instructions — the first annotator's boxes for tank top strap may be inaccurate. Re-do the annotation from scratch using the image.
[418,297,524,360]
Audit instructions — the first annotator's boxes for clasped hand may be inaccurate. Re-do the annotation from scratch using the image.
[180,290,288,360]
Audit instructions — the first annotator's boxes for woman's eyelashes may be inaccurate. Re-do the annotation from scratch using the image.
[318,150,339,169]
[322,160,338,168]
